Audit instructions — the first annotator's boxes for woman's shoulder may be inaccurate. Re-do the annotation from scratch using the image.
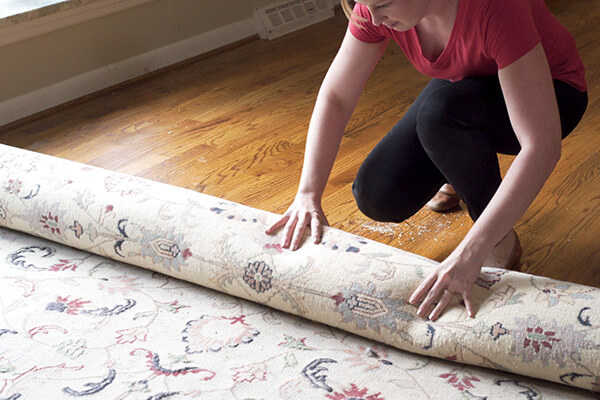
[472,0,537,25]
[348,3,397,43]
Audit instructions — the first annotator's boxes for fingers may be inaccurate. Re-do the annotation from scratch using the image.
[265,214,290,235]
[409,273,437,306]
[428,290,453,321]
[281,214,299,249]
[463,290,476,318]
[410,271,477,321]
[269,209,325,251]
[310,212,323,244]
[290,212,309,250]
[415,279,445,319]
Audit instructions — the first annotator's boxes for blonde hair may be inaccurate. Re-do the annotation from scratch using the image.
[340,0,367,28]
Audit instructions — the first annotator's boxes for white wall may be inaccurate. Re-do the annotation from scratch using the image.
[0,0,276,126]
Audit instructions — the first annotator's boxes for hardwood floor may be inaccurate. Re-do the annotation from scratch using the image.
[1,1,598,287]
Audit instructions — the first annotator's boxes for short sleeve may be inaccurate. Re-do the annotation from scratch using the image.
[484,0,541,69]
[348,4,389,43]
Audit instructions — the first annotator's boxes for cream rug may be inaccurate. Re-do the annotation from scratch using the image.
[0,144,598,398]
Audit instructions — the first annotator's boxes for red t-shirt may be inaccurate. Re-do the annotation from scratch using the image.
[349,0,586,92]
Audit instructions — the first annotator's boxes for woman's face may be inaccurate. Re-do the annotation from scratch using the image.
[354,0,429,31]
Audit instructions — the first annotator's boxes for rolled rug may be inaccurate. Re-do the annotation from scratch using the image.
[0,143,598,393]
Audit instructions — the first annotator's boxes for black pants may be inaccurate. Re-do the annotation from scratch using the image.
[352,77,588,222]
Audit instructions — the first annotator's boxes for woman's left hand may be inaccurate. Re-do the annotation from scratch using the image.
[408,250,483,321]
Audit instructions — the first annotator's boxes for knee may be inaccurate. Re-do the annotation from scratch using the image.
[416,91,461,148]
[352,175,412,223]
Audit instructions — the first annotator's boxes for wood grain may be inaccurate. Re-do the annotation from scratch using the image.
[1,2,598,287]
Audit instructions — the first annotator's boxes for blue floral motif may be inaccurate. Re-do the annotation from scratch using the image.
[138,226,192,271]
[62,369,116,396]
[9,246,56,270]
[243,261,273,293]
[302,358,337,392]
[331,283,413,333]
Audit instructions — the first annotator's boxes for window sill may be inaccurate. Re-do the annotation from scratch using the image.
[0,0,156,47]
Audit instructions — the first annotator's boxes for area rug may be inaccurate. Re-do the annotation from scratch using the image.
[0,144,598,398]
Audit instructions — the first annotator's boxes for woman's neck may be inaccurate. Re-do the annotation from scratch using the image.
[415,0,460,62]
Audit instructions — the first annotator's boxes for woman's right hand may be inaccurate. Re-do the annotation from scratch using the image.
[265,195,329,251]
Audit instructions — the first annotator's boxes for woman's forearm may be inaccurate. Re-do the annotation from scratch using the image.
[296,93,356,201]
[293,31,388,203]
[461,43,563,261]
[460,145,560,259]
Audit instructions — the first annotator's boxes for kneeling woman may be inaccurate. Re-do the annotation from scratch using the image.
[266,0,587,321]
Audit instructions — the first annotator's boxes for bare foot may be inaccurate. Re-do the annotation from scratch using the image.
[483,229,522,270]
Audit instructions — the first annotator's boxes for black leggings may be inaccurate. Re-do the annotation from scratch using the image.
[352,77,588,222]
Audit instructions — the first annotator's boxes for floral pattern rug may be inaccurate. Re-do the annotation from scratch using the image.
[0,144,599,398]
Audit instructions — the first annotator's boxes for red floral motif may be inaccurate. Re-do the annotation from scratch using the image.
[510,315,593,367]
[523,326,561,353]
[439,370,480,391]
[231,363,268,383]
[49,259,79,272]
[158,300,189,314]
[131,349,216,379]
[343,345,391,371]
[326,383,384,400]
[40,212,61,234]
[46,296,90,315]
[115,327,148,344]
[4,178,22,194]
[182,248,193,259]
[98,276,142,295]
[264,243,284,253]
[28,325,68,338]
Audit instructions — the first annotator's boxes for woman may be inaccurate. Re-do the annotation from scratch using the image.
[265,0,587,321]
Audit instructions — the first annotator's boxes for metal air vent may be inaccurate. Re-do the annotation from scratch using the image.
[254,0,335,40]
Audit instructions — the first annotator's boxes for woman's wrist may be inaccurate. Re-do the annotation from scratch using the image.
[295,187,323,203]
[453,236,489,270]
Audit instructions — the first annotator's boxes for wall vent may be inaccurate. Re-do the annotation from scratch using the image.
[254,0,335,40]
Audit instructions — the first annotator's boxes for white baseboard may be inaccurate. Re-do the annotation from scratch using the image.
[0,17,257,127]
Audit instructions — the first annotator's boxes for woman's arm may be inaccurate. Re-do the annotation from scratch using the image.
[410,43,563,320]
[266,30,389,250]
